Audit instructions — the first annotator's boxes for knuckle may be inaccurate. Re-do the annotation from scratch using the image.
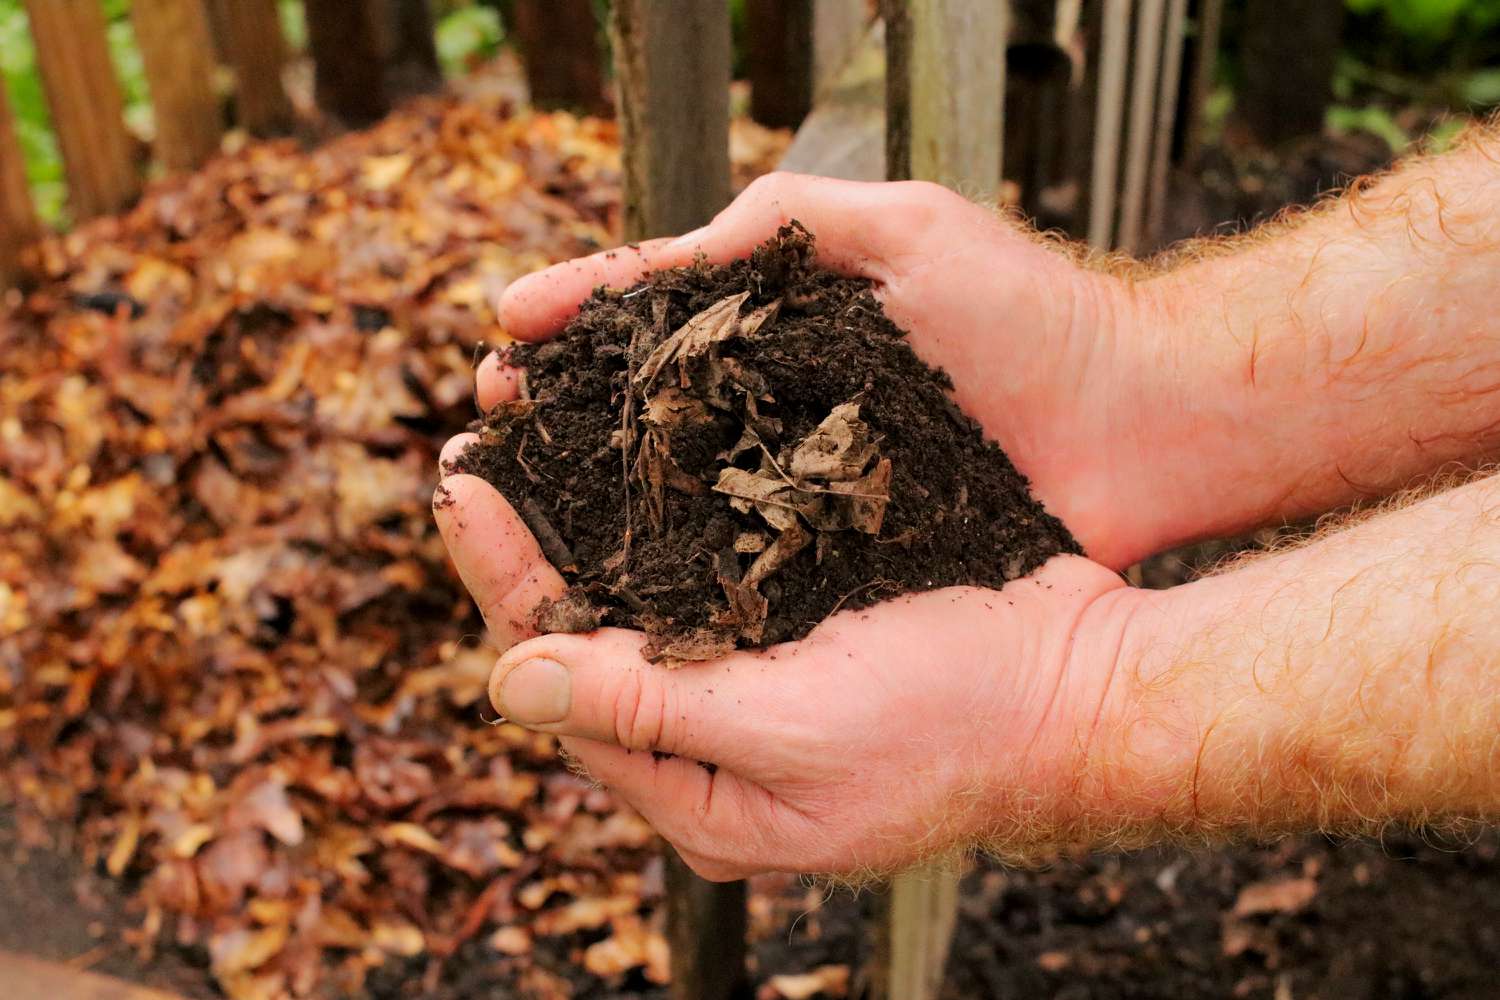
[608,668,669,751]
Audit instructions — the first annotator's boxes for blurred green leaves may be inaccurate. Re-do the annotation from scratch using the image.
[1346,0,1500,43]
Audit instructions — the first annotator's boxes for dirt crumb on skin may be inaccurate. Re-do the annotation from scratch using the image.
[454,225,1080,661]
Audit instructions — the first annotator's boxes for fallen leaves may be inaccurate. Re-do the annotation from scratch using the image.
[0,93,682,999]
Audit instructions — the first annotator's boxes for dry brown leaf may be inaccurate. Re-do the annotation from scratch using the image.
[1233,876,1318,917]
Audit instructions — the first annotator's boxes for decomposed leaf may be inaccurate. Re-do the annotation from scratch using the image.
[634,292,751,387]
[789,401,879,481]
[743,521,813,589]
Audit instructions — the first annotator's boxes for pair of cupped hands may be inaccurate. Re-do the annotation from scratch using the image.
[435,174,1194,880]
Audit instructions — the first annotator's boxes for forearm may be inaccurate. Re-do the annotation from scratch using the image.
[1087,473,1500,841]
[1132,124,1500,547]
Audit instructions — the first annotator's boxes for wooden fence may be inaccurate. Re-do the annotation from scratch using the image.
[0,1,1219,998]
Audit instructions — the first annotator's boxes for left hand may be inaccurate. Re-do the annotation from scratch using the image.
[434,472,1129,879]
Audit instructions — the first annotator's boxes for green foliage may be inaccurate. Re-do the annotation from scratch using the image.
[1346,0,1500,42]
[0,0,64,225]
[435,3,504,77]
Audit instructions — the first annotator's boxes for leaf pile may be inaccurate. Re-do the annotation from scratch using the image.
[0,95,697,1000]
[454,225,1081,663]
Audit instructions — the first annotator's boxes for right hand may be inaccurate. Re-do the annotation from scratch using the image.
[457,172,1199,570]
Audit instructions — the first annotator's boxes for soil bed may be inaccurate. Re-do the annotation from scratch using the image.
[453,225,1079,658]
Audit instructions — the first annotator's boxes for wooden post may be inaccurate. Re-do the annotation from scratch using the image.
[23,0,140,221]
[610,4,742,999]
[373,0,444,101]
[303,0,390,126]
[0,951,189,1000]
[882,0,1007,199]
[1240,0,1343,147]
[1182,0,1224,162]
[747,0,816,128]
[213,0,293,136]
[1087,0,1131,249]
[1146,0,1190,248]
[610,0,732,239]
[876,4,1007,999]
[0,79,40,286]
[131,0,224,173]
[1117,0,1166,253]
[507,0,609,115]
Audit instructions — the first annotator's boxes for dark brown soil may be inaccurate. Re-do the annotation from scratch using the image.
[453,226,1079,658]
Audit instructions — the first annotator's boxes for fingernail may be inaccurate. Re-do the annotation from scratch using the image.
[667,225,710,249]
[497,658,571,726]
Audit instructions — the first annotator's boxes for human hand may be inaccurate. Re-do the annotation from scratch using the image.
[434,469,1130,878]
[433,174,1169,877]
[472,173,1194,569]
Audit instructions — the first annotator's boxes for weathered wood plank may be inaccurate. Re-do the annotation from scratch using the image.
[0,76,40,286]
[1146,0,1191,248]
[214,0,293,136]
[609,3,743,998]
[610,0,732,240]
[872,868,961,1000]
[748,0,815,128]
[1087,0,1131,248]
[0,951,189,1000]
[23,0,140,221]
[132,0,224,173]
[877,4,1008,998]
[882,0,1007,197]
[508,0,608,114]
[1118,0,1167,252]
[303,0,390,126]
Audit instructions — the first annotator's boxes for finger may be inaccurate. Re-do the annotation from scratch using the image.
[438,432,478,475]
[488,628,795,770]
[476,352,523,412]
[433,474,566,649]
[495,173,955,342]
[559,735,771,879]
[495,236,677,342]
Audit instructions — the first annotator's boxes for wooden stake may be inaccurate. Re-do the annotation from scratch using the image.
[0,951,189,1000]
[303,0,390,127]
[882,0,1007,198]
[23,0,140,221]
[1118,0,1167,253]
[214,0,293,136]
[1182,0,1224,162]
[610,0,732,240]
[508,0,609,115]
[610,4,743,999]
[1087,0,1131,249]
[131,0,224,173]
[1146,0,1190,248]
[876,4,1006,998]
[0,78,40,286]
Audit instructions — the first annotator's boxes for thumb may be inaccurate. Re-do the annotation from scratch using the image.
[488,628,789,771]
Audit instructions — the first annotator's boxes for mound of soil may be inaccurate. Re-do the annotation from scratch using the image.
[453,225,1079,660]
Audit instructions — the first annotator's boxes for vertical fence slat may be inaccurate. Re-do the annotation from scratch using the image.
[508,0,608,115]
[303,0,390,127]
[23,0,140,221]
[215,0,293,136]
[609,4,742,1000]
[132,0,224,173]
[0,79,40,286]
[1087,0,1130,249]
[1146,0,1190,248]
[1117,0,1166,252]
[876,3,1008,998]
[1182,0,1224,162]
[883,0,1007,196]
[611,0,733,240]
[748,0,816,128]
